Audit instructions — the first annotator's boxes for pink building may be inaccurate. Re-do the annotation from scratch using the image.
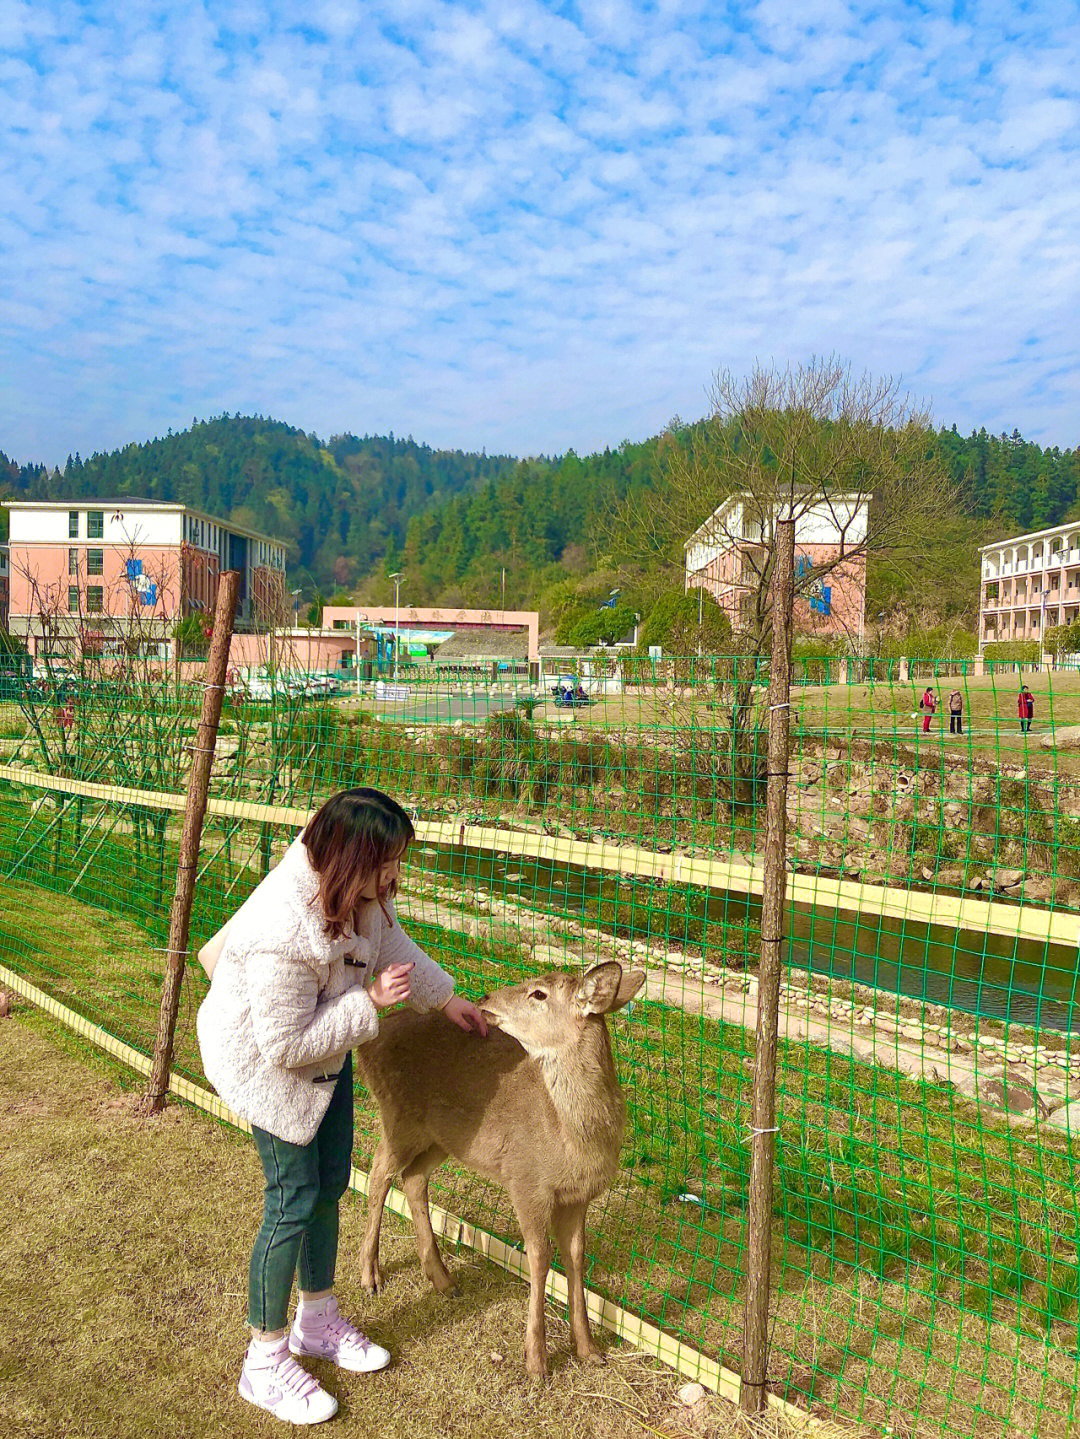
[684,494,867,642]
[4,499,287,660]
[322,605,541,664]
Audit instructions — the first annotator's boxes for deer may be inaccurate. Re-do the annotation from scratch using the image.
[355,960,644,1378]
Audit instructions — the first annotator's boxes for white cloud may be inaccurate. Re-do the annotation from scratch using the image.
[0,0,1078,464]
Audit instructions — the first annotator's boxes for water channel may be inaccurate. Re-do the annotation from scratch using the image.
[414,843,1080,1033]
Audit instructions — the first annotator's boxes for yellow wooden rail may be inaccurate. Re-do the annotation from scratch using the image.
[2,761,1074,947]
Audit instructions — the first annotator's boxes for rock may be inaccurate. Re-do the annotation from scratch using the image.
[977,1068,1052,1119]
[1050,1100,1080,1135]
[1040,727,1080,751]
[992,868,1025,891]
[678,1383,707,1407]
[968,875,986,892]
[1022,877,1054,904]
[920,866,935,882]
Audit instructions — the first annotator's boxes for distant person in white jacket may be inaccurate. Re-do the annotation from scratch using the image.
[197,787,487,1425]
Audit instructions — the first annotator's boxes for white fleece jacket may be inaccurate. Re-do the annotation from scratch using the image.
[196,833,455,1144]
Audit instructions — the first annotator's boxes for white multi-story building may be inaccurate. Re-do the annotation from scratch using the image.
[979,523,1080,650]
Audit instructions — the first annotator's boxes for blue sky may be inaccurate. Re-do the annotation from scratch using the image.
[2,0,1078,464]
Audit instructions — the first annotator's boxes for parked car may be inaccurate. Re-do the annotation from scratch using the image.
[295,674,341,697]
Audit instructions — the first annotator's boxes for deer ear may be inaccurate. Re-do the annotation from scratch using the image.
[578,962,623,1015]
[611,970,645,1011]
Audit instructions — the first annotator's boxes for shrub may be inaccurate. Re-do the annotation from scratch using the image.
[637,587,732,655]
[566,605,638,648]
[982,641,1041,663]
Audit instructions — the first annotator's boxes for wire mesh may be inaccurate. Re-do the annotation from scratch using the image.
[2,657,1079,1437]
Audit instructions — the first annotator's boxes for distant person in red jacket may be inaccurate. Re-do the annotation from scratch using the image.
[1018,685,1035,734]
[919,686,937,733]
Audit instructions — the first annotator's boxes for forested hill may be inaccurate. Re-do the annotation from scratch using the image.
[397,424,1080,622]
[935,426,1080,534]
[2,416,1078,628]
[0,417,516,591]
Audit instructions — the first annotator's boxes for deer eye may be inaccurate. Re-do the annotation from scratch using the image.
[530,989,548,1001]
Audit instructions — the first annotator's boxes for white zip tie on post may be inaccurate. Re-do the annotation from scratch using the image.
[769,702,790,711]
[741,1125,780,1143]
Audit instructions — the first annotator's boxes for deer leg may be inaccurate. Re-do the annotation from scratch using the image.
[513,1200,554,1380]
[553,1201,602,1364]
[358,1138,398,1293]
[400,1145,455,1295]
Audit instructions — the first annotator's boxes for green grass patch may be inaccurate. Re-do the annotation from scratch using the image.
[4,870,1080,1438]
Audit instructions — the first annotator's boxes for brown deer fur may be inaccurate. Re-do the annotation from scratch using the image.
[356,961,644,1377]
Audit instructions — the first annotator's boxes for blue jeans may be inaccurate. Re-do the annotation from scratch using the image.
[248,1054,354,1331]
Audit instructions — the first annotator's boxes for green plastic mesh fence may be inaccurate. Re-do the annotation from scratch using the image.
[2,657,1080,1438]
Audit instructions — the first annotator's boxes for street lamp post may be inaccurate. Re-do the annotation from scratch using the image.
[355,611,368,696]
[389,572,403,682]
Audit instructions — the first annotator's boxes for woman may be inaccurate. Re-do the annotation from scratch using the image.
[1018,685,1035,734]
[919,685,937,734]
[948,688,963,735]
[197,788,486,1425]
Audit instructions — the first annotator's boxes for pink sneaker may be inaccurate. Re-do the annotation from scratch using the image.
[289,1297,392,1374]
[239,1337,338,1425]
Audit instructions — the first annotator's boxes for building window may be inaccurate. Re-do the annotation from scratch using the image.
[87,510,104,539]
[68,586,79,611]
[68,510,80,538]
[87,548,104,576]
[86,586,103,614]
[68,548,79,576]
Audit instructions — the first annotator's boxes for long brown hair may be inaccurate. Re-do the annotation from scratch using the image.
[302,788,415,939]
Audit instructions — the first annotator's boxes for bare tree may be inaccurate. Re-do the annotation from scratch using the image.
[619,357,955,647]
[8,541,189,889]
[613,356,959,810]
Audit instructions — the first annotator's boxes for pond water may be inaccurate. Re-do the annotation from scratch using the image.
[412,844,1080,1033]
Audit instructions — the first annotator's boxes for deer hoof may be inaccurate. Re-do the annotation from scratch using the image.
[576,1346,605,1367]
[359,1256,384,1293]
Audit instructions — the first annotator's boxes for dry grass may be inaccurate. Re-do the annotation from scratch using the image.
[0,1013,861,1439]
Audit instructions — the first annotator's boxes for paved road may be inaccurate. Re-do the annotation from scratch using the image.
[346,689,527,724]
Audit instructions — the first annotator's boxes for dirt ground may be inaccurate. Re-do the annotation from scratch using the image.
[0,1012,862,1439]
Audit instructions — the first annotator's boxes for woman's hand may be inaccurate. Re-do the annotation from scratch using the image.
[441,994,489,1035]
[369,961,414,1009]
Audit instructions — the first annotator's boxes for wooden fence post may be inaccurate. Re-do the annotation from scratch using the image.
[740,516,795,1414]
[143,569,241,1114]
